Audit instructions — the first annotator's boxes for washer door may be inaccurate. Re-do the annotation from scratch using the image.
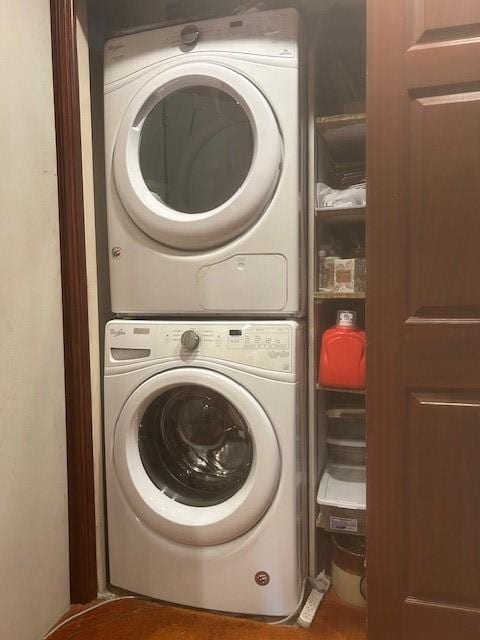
[113,62,282,251]
[114,368,281,546]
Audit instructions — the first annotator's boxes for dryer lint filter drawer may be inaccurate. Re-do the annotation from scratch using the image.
[198,254,287,311]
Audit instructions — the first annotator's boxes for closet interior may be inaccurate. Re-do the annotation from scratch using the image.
[307,0,367,609]
[86,0,368,632]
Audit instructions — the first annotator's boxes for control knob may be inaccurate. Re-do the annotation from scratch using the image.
[181,330,200,351]
[180,24,200,47]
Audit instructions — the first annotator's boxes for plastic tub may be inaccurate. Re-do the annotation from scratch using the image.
[331,534,366,608]
[327,437,366,466]
[316,463,366,535]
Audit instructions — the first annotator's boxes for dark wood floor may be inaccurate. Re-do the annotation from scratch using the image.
[47,592,366,639]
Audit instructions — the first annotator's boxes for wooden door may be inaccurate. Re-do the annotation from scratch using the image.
[367,1,480,638]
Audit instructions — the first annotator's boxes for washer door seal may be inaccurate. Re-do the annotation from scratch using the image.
[113,62,283,251]
[113,367,281,546]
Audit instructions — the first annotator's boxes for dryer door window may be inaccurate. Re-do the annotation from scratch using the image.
[139,87,254,216]
[113,62,283,251]
[138,385,253,507]
[113,367,281,546]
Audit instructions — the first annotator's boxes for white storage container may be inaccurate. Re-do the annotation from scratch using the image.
[316,463,366,535]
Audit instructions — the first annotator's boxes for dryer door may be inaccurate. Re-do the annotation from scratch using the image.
[114,367,281,545]
[113,62,282,251]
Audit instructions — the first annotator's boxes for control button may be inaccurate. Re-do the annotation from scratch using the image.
[181,330,200,351]
[180,24,200,47]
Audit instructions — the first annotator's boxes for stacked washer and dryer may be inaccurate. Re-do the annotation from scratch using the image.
[103,8,307,616]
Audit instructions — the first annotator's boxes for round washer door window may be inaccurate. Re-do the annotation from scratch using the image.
[113,62,283,251]
[113,368,281,546]
[138,384,253,507]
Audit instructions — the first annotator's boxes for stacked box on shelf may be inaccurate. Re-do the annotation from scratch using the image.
[317,407,366,536]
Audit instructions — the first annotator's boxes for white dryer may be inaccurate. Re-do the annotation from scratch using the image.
[104,9,304,316]
[104,320,306,616]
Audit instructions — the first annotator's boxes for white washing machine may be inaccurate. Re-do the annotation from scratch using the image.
[104,320,306,616]
[104,9,304,316]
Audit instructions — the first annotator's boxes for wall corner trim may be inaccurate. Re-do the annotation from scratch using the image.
[50,0,98,604]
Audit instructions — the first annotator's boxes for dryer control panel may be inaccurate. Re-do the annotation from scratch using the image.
[106,321,299,374]
[105,8,299,86]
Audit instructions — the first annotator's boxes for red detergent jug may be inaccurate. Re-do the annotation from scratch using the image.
[319,310,366,389]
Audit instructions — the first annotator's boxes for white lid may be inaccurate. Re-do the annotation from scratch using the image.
[317,463,366,510]
[327,437,366,448]
[337,310,357,328]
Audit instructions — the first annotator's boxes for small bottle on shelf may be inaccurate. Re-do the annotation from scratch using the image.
[319,310,366,390]
[317,247,328,291]
[317,244,340,293]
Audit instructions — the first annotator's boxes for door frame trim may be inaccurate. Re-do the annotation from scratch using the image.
[50,0,97,603]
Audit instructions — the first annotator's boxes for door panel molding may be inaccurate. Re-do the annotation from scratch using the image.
[408,0,480,45]
[50,0,97,603]
[405,392,480,607]
[407,90,480,319]
[406,41,480,88]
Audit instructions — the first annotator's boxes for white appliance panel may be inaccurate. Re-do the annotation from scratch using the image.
[106,321,295,374]
[104,9,304,316]
[104,320,306,615]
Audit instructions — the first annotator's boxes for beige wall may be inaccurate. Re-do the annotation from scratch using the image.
[0,1,70,637]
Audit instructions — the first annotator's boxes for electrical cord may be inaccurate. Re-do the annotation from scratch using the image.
[43,574,331,635]
[43,596,135,639]
[268,576,309,626]
[269,572,330,626]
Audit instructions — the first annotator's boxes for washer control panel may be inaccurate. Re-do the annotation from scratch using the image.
[106,322,296,373]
